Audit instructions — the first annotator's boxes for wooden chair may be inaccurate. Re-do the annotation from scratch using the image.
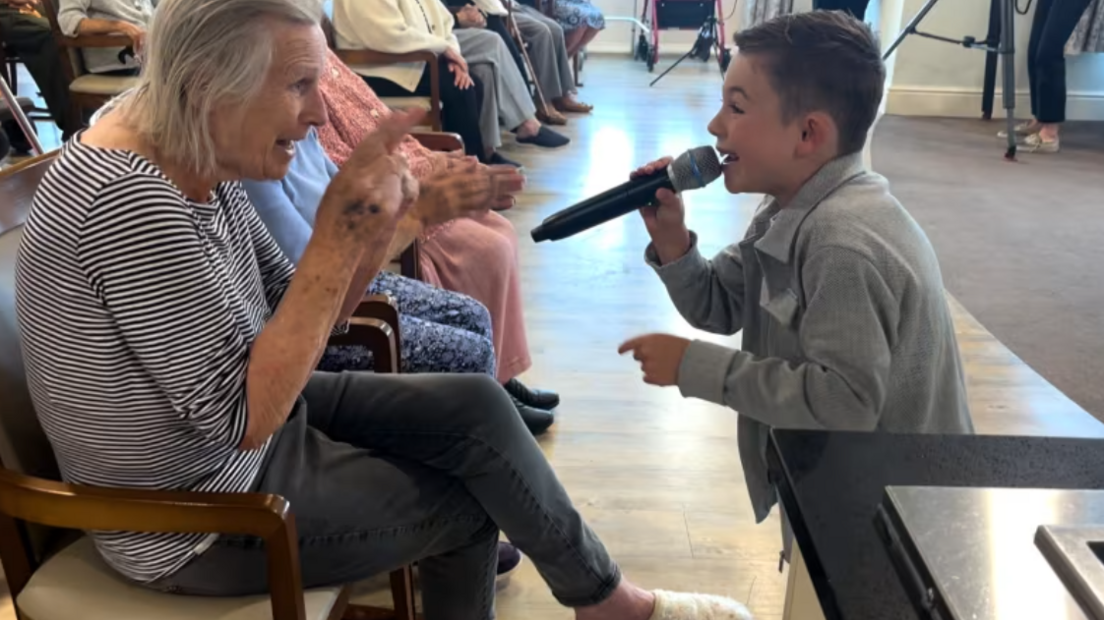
[0,151,420,620]
[37,0,140,131]
[320,15,441,132]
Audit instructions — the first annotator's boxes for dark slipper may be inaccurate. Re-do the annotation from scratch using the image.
[489,152,523,169]
[516,126,570,148]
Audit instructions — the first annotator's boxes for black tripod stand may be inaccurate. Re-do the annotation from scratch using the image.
[881,0,1019,160]
[649,15,732,87]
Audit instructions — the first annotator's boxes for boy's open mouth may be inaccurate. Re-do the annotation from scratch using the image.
[719,151,739,166]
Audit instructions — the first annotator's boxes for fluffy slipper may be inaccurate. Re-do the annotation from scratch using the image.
[649,590,755,620]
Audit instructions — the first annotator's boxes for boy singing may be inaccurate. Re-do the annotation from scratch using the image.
[619,11,974,535]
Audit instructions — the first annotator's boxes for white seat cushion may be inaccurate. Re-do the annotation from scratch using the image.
[17,537,344,620]
[69,74,141,96]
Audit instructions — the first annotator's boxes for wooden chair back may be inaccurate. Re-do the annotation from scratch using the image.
[0,152,60,482]
[0,150,85,601]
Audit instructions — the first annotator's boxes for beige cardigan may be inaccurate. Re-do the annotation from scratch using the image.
[333,0,461,92]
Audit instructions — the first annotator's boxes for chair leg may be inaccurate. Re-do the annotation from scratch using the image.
[341,567,418,620]
[390,566,417,620]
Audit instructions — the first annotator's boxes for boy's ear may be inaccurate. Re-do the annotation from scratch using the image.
[796,111,837,158]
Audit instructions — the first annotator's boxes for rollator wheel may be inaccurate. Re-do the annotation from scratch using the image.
[636,34,649,61]
[647,48,656,72]
[720,48,732,73]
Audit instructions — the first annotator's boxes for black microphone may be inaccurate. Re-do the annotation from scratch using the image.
[530,146,723,243]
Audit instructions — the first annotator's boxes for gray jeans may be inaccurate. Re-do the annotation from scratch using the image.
[153,372,620,619]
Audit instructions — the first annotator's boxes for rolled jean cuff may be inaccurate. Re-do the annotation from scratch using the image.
[553,564,622,608]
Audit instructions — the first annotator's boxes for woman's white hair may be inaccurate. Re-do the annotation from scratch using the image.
[121,0,322,177]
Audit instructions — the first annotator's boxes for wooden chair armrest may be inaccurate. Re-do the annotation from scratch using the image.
[410,131,464,153]
[0,468,307,620]
[354,294,400,335]
[333,48,437,66]
[0,469,290,536]
[327,316,399,373]
[59,33,134,49]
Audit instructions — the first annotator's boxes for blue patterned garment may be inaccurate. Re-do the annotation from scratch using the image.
[552,0,605,30]
[319,270,496,375]
[240,130,496,377]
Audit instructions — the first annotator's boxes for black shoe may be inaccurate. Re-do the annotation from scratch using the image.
[516,125,570,148]
[512,395,554,435]
[489,151,523,169]
[496,542,523,584]
[505,378,560,410]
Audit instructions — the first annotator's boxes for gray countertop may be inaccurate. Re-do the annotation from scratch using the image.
[767,430,1104,620]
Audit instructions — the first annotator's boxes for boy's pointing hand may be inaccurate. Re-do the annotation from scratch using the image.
[618,333,692,387]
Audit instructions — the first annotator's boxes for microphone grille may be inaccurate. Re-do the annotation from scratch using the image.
[668,146,723,192]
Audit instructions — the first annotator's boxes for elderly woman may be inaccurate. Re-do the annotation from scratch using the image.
[316,46,559,420]
[14,0,751,618]
[240,127,556,435]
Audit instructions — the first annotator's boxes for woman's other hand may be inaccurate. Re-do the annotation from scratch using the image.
[415,159,525,226]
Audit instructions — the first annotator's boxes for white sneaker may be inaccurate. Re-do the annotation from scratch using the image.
[649,590,755,620]
[997,121,1038,139]
[1022,132,1059,153]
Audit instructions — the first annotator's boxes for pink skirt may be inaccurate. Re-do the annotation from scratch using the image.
[417,211,531,383]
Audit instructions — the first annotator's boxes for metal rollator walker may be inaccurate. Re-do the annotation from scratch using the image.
[635,0,732,85]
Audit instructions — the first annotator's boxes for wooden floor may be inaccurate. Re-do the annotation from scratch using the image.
[4,56,1104,619]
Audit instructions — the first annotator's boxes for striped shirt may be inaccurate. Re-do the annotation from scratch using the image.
[15,137,296,583]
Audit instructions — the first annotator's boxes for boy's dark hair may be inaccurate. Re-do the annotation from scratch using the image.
[733,11,885,155]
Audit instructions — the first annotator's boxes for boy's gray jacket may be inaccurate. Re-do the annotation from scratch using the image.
[647,152,974,522]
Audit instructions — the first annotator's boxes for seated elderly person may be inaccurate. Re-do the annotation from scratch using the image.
[0,0,76,142]
[451,0,592,125]
[57,0,152,74]
[317,46,560,422]
[240,127,556,435]
[549,0,604,57]
[334,0,568,161]
[14,0,753,617]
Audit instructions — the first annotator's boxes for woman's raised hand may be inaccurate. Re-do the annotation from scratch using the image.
[315,109,425,245]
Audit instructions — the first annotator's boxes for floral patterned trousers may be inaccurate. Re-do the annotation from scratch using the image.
[318,271,497,377]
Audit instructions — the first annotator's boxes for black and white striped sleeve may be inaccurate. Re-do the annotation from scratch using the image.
[77,175,250,449]
[234,184,349,335]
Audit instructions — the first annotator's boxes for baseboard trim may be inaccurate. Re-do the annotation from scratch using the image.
[886,86,1104,121]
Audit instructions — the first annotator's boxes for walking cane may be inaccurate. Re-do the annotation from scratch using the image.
[504,6,556,121]
[0,67,45,157]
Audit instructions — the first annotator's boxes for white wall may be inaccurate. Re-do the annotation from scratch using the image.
[587,0,1104,120]
[879,0,1104,120]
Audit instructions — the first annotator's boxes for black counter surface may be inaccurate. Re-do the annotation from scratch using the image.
[767,430,1104,620]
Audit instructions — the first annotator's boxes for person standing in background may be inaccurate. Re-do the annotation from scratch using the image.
[999,0,1093,153]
